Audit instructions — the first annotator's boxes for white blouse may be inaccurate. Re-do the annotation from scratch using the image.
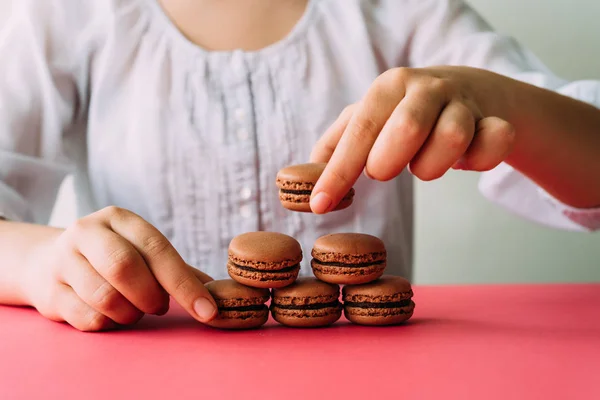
[1,0,599,279]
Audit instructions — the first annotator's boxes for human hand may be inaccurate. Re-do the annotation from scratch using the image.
[310,67,516,213]
[24,206,217,331]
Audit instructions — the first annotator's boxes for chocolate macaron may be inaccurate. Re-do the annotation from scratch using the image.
[271,277,342,328]
[276,163,355,212]
[342,276,415,326]
[228,231,302,288]
[205,279,271,330]
[311,233,386,285]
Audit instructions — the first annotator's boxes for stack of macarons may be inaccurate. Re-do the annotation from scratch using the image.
[204,163,415,330]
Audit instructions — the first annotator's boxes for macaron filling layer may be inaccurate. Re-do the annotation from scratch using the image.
[278,187,355,203]
[229,262,300,273]
[272,300,341,310]
[344,299,412,308]
[311,259,385,268]
[279,189,313,195]
[219,304,269,312]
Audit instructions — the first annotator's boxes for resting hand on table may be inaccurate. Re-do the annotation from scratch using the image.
[309,67,516,214]
[21,207,217,331]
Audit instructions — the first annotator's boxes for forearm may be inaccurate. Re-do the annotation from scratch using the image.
[0,220,62,306]
[481,71,600,208]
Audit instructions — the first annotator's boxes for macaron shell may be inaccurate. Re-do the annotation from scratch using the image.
[228,263,300,288]
[271,306,342,328]
[228,231,302,268]
[206,309,270,330]
[344,301,415,326]
[312,260,385,285]
[272,277,340,299]
[205,279,271,305]
[312,233,386,262]
[342,275,413,298]
[276,162,328,186]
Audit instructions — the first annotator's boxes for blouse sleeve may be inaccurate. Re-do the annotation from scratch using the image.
[0,0,93,224]
[372,0,600,231]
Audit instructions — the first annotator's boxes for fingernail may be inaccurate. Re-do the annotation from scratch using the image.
[452,158,469,171]
[311,192,333,214]
[193,298,217,321]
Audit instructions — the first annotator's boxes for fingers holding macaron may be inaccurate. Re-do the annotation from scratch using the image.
[308,67,516,214]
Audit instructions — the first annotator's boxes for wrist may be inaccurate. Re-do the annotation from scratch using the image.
[11,223,63,307]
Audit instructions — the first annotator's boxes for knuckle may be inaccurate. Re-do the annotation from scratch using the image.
[328,167,352,188]
[66,218,89,239]
[382,67,412,86]
[439,122,471,149]
[173,273,196,294]
[173,273,195,294]
[105,247,138,281]
[91,281,122,312]
[395,115,422,142]
[101,205,127,220]
[141,235,172,260]
[428,77,452,95]
[350,116,380,141]
[497,120,516,145]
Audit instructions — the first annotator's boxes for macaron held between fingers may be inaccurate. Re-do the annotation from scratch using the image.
[342,276,415,326]
[276,163,355,212]
[227,231,302,288]
[204,279,271,330]
[311,233,386,285]
[271,277,342,328]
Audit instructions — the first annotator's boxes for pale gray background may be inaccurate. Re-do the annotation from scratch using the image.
[48,0,600,284]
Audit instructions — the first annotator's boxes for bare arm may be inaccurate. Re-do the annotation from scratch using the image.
[0,220,59,306]
[492,73,600,208]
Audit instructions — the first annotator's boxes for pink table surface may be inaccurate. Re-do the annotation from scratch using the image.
[1,284,599,400]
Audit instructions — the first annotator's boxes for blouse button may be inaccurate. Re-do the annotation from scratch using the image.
[237,128,249,141]
[234,108,246,122]
[240,187,252,200]
[239,205,252,219]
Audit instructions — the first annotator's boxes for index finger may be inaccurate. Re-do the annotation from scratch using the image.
[310,80,405,214]
[310,104,355,163]
[100,207,218,323]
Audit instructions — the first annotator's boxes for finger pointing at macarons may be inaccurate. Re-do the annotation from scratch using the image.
[309,67,515,214]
